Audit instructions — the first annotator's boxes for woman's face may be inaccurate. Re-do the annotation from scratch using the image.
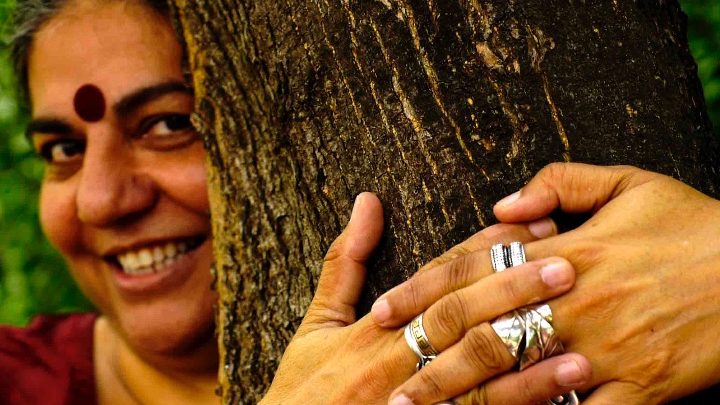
[27,0,215,355]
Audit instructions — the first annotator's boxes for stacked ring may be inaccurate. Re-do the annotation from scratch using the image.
[489,242,580,405]
[490,244,509,272]
[403,313,438,370]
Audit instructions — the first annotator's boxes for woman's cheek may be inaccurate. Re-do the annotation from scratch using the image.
[39,180,81,255]
[163,144,210,214]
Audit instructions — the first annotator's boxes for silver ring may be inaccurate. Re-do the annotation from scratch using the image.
[490,310,526,359]
[490,241,527,273]
[404,313,438,369]
[523,305,579,405]
[493,304,579,404]
[490,243,508,272]
[549,391,580,405]
[519,304,563,370]
[508,241,526,267]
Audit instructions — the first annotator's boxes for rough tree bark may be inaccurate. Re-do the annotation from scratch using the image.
[169,0,719,402]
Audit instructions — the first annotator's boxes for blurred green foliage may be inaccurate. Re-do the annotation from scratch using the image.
[0,1,717,327]
[0,0,93,326]
[684,0,720,129]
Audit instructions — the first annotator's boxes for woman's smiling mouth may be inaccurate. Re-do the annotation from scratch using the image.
[101,235,211,297]
[112,237,206,275]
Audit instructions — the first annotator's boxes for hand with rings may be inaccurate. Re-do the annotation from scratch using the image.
[375,163,720,404]
[262,192,590,404]
[383,239,587,405]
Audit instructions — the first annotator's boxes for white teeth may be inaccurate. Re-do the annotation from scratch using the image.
[116,240,197,275]
[120,252,140,271]
[138,250,153,267]
[164,243,177,258]
[153,246,164,262]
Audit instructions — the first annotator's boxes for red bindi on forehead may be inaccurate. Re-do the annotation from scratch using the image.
[73,84,106,122]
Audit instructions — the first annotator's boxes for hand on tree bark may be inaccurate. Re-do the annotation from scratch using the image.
[261,193,585,404]
[376,163,720,404]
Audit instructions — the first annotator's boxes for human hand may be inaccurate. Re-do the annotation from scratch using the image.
[261,192,588,404]
[377,163,720,404]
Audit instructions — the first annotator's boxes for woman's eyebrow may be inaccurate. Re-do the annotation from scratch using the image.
[113,81,193,119]
[24,82,193,141]
[25,118,74,141]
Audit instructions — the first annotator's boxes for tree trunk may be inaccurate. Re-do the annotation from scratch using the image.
[169,0,719,402]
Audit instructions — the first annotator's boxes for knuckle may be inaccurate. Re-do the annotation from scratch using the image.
[607,165,645,197]
[431,291,469,343]
[461,325,510,374]
[516,371,543,404]
[557,239,608,270]
[419,243,472,273]
[345,363,394,403]
[335,365,386,403]
[629,345,673,396]
[447,243,475,262]
[497,270,527,305]
[453,229,490,254]
[332,333,408,402]
[458,385,491,405]
[322,242,343,266]
[444,252,480,291]
[539,162,570,183]
[612,164,642,180]
[415,366,447,399]
[403,277,424,314]
[611,380,662,405]
[346,322,384,351]
[379,344,413,381]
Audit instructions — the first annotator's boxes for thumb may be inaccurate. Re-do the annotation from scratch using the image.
[299,192,384,335]
[493,163,653,223]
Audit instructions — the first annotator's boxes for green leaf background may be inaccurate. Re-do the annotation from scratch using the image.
[0,1,718,326]
[0,0,93,325]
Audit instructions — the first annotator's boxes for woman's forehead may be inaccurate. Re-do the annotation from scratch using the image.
[27,1,182,117]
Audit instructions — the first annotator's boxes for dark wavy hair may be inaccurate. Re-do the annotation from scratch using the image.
[10,0,171,104]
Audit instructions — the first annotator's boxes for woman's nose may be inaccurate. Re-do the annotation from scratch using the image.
[75,137,158,226]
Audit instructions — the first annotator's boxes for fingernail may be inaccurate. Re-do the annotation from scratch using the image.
[495,190,521,207]
[554,360,585,387]
[528,218,555,238]
[371,297,391,324]
[351,193,365,219]
[389,394,414,405]
[540,261,572,288]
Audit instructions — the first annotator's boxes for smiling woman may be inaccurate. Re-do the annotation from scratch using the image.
[5,0,218,403]
[28,0,214,358]
[3,1,720,405]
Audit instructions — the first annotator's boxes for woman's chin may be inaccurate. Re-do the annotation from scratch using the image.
[113,298,217,362]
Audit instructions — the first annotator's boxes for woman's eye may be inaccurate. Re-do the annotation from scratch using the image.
[142,114,193,137]
[39,140,85,164]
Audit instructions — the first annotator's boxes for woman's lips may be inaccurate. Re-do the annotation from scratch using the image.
[108,236,210,297]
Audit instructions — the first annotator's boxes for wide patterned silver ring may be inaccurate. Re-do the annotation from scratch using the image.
[404,313,438,370]
[522,305,579,405]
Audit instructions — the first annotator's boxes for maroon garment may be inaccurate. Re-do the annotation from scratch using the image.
[0,313,97,405]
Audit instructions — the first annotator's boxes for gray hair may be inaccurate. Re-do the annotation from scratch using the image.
[10,0,171,104]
